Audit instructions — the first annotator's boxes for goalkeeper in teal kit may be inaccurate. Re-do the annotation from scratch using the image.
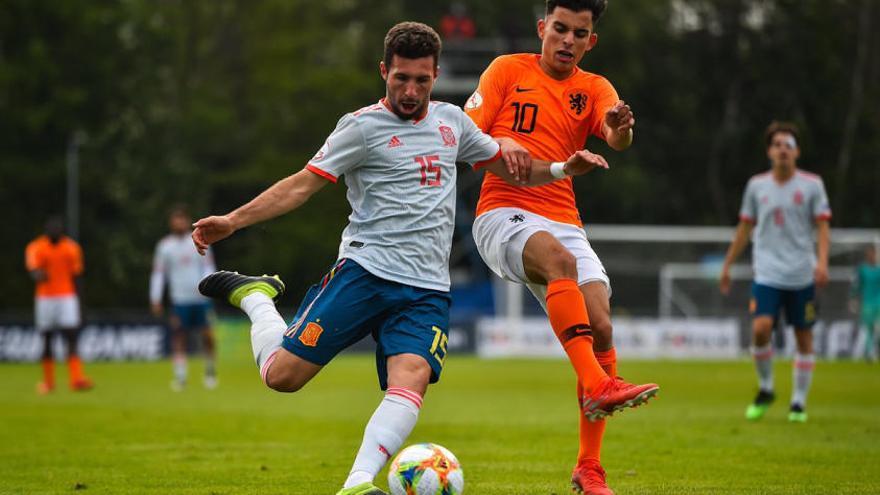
[852,246,880,361]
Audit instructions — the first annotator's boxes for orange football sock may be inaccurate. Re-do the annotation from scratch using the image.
[41,358,55,387]
[546,279,607,392]
[68,356,84,383]
[596,347,618,378]
[577,348,617,463]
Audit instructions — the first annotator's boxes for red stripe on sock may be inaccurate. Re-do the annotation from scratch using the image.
[260,349,280,385]
[752,349,773,360]
[794,360,815,371]
[387,387,423,409]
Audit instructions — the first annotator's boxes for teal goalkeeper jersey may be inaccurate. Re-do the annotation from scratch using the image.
[855,263,880,308]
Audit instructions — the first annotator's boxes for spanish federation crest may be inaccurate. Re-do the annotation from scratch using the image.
[439,125,456,147]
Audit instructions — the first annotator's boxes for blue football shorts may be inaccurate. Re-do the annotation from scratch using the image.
[281,258,451,390]
[750,282,816,330]
[171,302,212,330]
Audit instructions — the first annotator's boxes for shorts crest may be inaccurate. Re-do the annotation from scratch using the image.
[298,322,324,347]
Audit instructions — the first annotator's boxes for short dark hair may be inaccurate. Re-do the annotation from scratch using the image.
[383,22,442,69]
[546,0,608,22]
[765,121,800,147]
[169,204,190,218]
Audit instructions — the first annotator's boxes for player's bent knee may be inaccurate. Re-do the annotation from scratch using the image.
[751,317,774,344]
[543,249,578,281]
[387,354,432,394]
[264,366,306,393]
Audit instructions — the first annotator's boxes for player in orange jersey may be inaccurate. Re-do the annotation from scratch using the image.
[25,216,93,394]
[465,1,656,493]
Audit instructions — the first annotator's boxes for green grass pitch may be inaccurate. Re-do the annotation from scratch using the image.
[1,321,878,494]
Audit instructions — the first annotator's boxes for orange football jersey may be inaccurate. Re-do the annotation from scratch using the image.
[465,54,619,225]
[25,235,83,297]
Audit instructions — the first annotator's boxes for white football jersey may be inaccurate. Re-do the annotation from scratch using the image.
[307,100,501,291]
[739,170,832,289]
[150,233,216,304]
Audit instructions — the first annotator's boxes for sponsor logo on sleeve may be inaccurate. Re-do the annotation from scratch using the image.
[464,90,483,110]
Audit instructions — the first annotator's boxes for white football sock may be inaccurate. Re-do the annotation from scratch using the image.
[342,387,423,489]
[791,353,815,407]
[240,293,286,377]
[205,356,216,378]
[751,342,774,392]
[173,354,187,382]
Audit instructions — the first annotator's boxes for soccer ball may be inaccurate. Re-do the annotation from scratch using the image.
[388,443,464,495]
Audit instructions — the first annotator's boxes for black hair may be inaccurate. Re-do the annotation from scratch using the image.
[546,0,608,22]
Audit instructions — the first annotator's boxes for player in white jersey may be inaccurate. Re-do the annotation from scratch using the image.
[150,206,218,390]
[190,22,621,495]
[720,121,832,423]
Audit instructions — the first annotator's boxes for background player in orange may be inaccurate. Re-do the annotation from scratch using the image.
[464,1,654,493]
[25,216,93,394]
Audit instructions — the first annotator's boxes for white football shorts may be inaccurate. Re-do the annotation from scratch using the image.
[34,295,81,332]
[472,207,611,302]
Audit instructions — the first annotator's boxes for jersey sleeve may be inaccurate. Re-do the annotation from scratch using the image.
[305,113,367,183]
[739,179,757,223]
[456,110,501,168]
[588,76,620,139]
[811,177,832,221]
[464,56,511,132]
[25,241,43,271]
[149,241,166,304]
[70,241,84,275]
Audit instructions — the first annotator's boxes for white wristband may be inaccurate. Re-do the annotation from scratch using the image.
[550,162,567,179]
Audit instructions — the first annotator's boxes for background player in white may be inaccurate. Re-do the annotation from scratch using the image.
[720,121,831,423]
[150,205,218,390]
[190,22,614,495]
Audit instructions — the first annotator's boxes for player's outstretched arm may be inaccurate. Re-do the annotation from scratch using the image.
[815,219,830,287]
[603,100,635,151]
[484,149,608,187]
[192,169,328,255]
[720,221,754,295]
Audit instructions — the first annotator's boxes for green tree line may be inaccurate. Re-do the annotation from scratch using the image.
[1,0,878,310]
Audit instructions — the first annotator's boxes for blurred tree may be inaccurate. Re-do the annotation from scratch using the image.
[1,0,878,310]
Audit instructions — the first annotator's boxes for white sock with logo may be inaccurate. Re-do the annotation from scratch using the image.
[173,354,187,382]
[751,342,774,391]
[342,387,423,489]
[240,293,286,378]
[791,353,815,407]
